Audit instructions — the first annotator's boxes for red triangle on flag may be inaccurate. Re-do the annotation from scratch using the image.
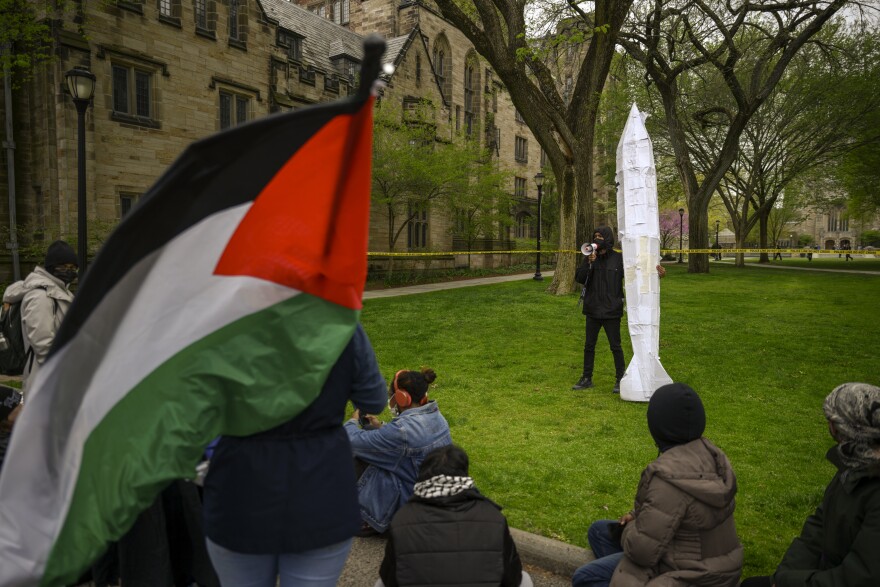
[214,102,373,310]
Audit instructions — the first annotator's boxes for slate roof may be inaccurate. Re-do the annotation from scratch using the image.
[260,0,364,73]
[259,0,417,81]
[383,34,410,70]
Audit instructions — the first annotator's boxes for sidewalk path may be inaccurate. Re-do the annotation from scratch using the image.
[364,271,556,300]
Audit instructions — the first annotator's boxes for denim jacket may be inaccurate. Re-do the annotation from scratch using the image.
[344,401,452,531]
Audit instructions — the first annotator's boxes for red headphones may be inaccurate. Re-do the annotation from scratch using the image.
[391,369,428,409]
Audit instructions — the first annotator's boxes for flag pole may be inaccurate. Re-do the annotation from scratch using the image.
[322,34,385,260]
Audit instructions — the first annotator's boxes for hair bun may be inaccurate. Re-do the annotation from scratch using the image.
[421,368,437,384]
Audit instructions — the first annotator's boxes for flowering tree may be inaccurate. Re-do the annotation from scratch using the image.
[659,209,687,251]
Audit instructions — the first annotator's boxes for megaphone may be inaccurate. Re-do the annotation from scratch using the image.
[581,242,600,256]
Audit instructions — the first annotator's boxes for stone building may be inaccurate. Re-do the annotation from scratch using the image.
[0,0,543,281]
[788,206,880,250]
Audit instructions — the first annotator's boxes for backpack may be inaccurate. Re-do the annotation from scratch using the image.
[0,299,30,376]
[0,285,49,376]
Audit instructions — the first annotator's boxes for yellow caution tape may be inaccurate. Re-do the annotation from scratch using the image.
[367,249,879,257]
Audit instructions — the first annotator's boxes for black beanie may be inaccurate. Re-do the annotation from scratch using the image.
[647,383,706,452]
[44,240,79,270]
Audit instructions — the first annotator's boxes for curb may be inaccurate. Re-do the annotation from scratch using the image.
[510,527,593,578]
[339,528,593,586]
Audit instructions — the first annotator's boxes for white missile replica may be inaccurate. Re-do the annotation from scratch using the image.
[615,104,673,402]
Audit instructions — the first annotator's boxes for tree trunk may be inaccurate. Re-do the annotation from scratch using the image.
[758,210,770,263]
[547,161,591,295]
[687,192,710,273]
[734,227,746,268]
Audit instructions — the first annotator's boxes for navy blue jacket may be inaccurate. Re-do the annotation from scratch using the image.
[202,324,387,553]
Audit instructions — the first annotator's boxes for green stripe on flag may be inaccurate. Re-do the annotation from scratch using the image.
[42,293,358,586]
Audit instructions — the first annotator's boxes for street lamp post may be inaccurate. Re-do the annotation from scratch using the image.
[65,67,96,277]
[533,172,544,281]
[715,219,720,260]
[678,208,684,263]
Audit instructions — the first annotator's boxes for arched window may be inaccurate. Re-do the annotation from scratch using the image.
[432,35,452,100]
[463,52,480,137]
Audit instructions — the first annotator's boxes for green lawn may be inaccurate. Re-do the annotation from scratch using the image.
[715,255,880,271]
[359,263,880,576]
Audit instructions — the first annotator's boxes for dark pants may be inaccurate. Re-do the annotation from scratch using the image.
[572,520,625,587]
[583,316,624,381]
[740,577,773,587]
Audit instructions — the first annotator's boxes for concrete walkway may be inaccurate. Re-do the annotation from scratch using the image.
[363,271,556,299]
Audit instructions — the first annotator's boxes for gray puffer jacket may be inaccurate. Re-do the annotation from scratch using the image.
[3,267,74,387]
[611,438,743,587]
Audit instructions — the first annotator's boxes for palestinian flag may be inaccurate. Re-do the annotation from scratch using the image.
[0,39,384,587]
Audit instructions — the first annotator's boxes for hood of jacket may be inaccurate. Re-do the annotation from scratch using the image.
[4,267,72,304]
[23,267,73,299]
[645,437,737,513]
[409,487,501,513]
[593,225,615,248]
[827,444,880,492]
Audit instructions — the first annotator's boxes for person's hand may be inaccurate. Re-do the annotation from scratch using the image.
[619,512,634,525]
[364,414,383,428]
[589,252,597,262]
[656,264,666,279]
[351,409,360,421]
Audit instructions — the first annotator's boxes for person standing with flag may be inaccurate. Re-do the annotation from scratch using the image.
[0,36,389,587]
[202,324,387,586]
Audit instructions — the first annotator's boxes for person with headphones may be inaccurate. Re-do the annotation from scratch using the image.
[345,367,452,537]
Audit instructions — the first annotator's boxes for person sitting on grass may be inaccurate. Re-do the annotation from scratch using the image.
[572,383,742,587]
[346,367,452,536]
[740,382,880,587]
[375,444,532,587]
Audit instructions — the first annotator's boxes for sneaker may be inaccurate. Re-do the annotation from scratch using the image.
[612,380,621,394]
[572,377,594,390]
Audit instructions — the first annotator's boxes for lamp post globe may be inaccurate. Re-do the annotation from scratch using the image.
[678,208,685,263]
[65,67,96,278]
[533,172,544,281]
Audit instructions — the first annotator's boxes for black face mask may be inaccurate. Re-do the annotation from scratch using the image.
[51,267,78,285]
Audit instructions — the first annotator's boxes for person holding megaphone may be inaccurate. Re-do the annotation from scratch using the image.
[572,226,665,393]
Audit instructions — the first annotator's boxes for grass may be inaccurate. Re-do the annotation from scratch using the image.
[359,262,880,576]
[713,255,880,272]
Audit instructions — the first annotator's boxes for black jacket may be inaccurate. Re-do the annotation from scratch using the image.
[575,247,624,319]
[773,446,880,587]
[379,488,524,587]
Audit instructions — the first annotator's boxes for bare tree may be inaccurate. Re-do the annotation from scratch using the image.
[618,0,848,273]
[431,0,633,294]
[713,22,880,265]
